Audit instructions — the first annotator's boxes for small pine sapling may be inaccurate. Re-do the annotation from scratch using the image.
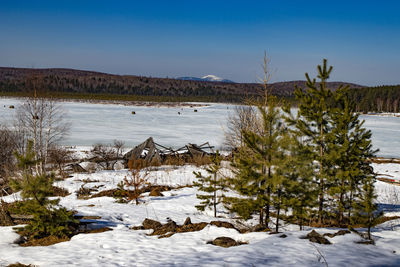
[352,178,383,240]
[193,151,225,217]
[123,159,149,205]
[114,181,128,203]
[10,141,77,239]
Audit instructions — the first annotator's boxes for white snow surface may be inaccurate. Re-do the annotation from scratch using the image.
[373,163,400,182]
[1,97,400,266]
[1,163,400,266]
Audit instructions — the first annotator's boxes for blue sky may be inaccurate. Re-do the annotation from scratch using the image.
[1,0,399,85]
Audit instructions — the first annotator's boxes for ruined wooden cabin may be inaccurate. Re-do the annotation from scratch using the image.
[123,137,215,166]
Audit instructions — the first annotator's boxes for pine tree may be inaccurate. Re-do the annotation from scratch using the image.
[289,59,337,224]
[10,140,77,239]
[327,88,378,225]
[193,151,225,217]
[279,128,317,230]
[227,95,285,227]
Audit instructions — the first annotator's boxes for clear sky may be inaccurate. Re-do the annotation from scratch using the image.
[1,0,399,85]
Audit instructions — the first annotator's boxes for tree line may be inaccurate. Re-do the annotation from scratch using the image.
[0,68,262,102]
[1,67,370,104]
[345,85,400,113]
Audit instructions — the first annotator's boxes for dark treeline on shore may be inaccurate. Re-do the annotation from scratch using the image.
[346,85,400,113]
[1,67,363,104]
[1,67,399,112]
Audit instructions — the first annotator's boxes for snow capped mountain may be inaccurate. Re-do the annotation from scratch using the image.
[201,75,225,82]
[177,75,234,83]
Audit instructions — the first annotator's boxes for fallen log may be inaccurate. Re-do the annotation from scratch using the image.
[377,177,400,185]
[10,214,34,220]
[369,157,400,164]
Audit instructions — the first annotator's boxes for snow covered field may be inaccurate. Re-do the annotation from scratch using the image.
[1,97,400,266]
[1,97,400,157]
[1,164,400,266]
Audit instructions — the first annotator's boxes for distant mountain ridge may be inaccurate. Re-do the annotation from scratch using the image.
[0,67,364,102]
[177,75,235,83]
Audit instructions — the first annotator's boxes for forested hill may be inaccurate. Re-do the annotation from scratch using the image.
[0,67,362,102]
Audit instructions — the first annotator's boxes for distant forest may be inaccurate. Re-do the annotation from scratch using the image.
[346,85,400,113]
[0,67,399,112]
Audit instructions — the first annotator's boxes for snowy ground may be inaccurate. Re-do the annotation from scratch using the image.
[1,163,400,266]
[1,97,400,266]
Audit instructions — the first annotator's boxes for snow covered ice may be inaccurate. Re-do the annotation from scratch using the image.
[1,97,400,157]
[0,98,232,150]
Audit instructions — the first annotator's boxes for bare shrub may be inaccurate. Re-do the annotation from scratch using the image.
[91,140,124,170]
[188,155,212,166]
[47,146,74,178]
[163,156,185,166]
[85,162,97,173]
[224,105,261,150]
[0,126,19,195]
[113,139,125,159]
[15,76,70,174]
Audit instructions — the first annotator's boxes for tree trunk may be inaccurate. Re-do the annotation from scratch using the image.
[339,177,345,225]
[299,207,304,231]
[265,185,271,227]
[259,208,264,226]
[367,216,372,240]
[214,173,217,217]
[275,188,281,233]
[348,187,354,219]
[32,96,40,175]
[318,124,324,225]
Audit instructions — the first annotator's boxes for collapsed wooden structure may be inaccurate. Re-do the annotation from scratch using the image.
[123,137,215,166]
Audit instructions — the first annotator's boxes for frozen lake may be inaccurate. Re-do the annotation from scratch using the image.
[0,98,232,150]
[1,97,399,158]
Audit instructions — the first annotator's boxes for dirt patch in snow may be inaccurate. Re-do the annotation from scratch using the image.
[6,263,36,267]
[89,185,176,199]
[301,230,331,245]
[15,225,113,247]
[323,229,350,238]
[132,217,240,238]
[18,235,71,247]
[52,186,70,197]
[207,237,248,248]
